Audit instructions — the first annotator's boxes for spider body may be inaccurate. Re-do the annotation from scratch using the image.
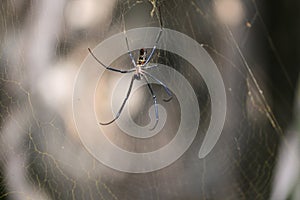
[134,48,147,80]
[138,48,147,65]
[88,10,171,130]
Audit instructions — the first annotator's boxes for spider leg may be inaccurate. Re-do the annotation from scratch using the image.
[141,74,159,130]
[142,6,164,67]
[122,14,137,68]
[158,6,163,29]
[142,28,162,66]
[143,64,158,70]
[125,36,137,68]
[88,48,135,73]
[142,70,173,102]
[99,75,136,126]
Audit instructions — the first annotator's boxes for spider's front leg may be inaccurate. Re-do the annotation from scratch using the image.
[88,48,135,74]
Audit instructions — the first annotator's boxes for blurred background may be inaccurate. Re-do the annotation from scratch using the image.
[0,0,299,199]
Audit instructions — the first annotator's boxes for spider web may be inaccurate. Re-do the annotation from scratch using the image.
[0,0,299,199]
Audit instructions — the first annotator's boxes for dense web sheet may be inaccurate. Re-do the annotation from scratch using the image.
[0,0,299,199]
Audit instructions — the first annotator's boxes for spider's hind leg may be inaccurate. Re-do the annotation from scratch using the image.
[141,74,159,130]
[143,64,158,70]
[142,70,173,102]
[99,75,136,126]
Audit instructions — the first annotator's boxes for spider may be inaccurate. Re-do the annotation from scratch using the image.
[88,13,172,130]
